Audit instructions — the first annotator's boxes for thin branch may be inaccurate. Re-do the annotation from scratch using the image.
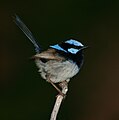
[50,81,68,120]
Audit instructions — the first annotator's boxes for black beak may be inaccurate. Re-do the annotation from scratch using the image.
[80,46,88,50]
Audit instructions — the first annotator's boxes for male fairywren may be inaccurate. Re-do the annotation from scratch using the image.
[13,15,87,95]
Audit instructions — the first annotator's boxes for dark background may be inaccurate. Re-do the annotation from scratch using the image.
[0,0,119,120]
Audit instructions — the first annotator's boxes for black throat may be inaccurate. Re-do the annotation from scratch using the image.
[70,50,84,68]
[57,50,84,68]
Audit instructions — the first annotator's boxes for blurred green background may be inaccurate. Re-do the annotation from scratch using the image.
[0,0,119,120]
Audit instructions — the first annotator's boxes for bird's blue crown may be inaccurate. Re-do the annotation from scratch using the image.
[50,39,84,54]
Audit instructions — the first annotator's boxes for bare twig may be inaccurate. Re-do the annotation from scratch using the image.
[50,81,68,120]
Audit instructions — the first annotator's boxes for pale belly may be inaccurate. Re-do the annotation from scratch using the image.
[35,59,79,83]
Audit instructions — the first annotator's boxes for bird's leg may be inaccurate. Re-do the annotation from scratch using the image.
[47,75,64,96]
[59,80,68,89]
[58,81,68,98]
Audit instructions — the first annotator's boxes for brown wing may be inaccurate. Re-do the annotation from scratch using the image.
[32,48,65,61]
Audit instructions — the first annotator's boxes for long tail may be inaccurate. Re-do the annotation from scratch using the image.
[13,14,41,53]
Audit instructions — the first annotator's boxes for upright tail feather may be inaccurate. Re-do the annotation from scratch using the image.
[13,14,41,53]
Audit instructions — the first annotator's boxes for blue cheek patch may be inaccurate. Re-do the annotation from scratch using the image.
[68,48,79,54]
[65,39,84,47]
[50,44,67,53]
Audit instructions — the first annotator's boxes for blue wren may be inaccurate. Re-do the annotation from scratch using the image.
[13,15,87,95]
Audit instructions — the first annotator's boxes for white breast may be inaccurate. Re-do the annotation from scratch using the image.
[35,59,79,83]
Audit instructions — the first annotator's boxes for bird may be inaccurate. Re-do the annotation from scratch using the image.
[13,15,87,95]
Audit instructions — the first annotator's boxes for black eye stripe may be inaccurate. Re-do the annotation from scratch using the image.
[59,43,81,51]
